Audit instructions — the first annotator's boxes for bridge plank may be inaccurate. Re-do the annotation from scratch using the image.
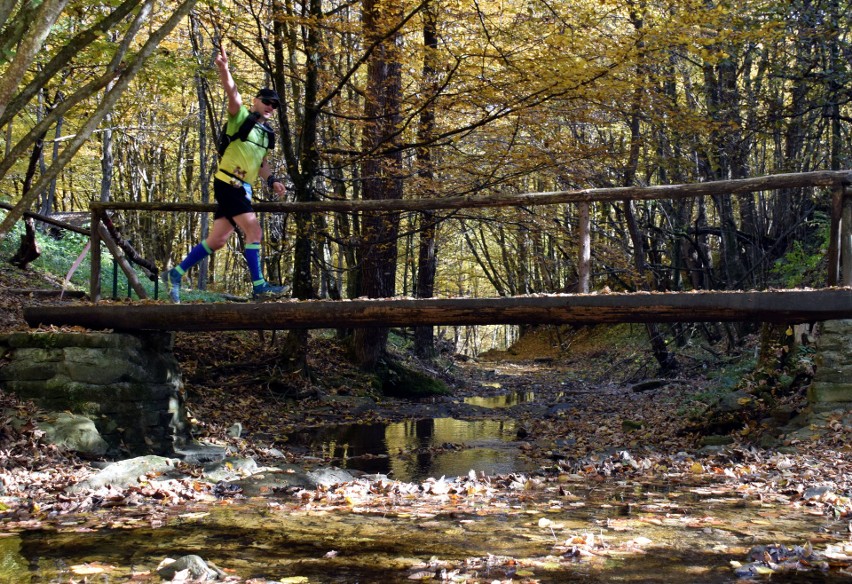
[22,289,852,332]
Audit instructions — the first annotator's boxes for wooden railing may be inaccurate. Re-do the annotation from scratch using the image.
[87,170,852,303]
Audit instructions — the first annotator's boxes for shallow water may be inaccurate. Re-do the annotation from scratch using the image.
[3,479,850,583]
[463,390,536,408]
[288,417,538,481]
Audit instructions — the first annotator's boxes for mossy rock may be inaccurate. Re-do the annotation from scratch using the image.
[374,359,451,398]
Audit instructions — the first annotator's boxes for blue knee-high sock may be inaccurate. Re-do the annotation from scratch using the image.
[176,241,213,276]
[244,242,265,287]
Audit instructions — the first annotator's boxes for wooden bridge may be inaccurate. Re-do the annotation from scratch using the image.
[20,170,852,332]
[22,289,852,332]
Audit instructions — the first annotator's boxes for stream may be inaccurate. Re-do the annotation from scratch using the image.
[3,476,850,583]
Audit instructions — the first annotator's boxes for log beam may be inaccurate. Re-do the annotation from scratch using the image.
[90,170,852,215]
[23,289,852,332]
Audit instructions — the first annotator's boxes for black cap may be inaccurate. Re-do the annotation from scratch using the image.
[255,88,280,105]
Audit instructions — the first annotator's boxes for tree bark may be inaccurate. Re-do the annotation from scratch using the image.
[189,13,212,290]
[270,0,324,373]
[623,3,677,373]
[577,202,591,293]
[0,0,142,130]
[9,217,40,268]
[414,210,438,357]
[88,171,852,215]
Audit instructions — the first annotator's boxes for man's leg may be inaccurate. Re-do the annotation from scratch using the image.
[232,212,287,298]
[164,218,234,303]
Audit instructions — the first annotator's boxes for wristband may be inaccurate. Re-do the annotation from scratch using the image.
[267,175,280,189]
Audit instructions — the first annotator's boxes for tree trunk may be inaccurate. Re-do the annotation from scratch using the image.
[189,14,211,290]
[414,210,438,357]
[270,0,325,373]
[577,202,591,293]
[9,129,46,268]
[0,0,69,123]
[414,6,439,359]
[623,3,676,373]
[10,218,40,269]
[100,87,114,204]
[37,91,63,218]
[354,0,404,370]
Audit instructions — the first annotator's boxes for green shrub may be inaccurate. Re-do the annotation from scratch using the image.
[769,213,829,288]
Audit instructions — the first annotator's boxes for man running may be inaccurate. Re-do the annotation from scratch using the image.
[164,45,286,303]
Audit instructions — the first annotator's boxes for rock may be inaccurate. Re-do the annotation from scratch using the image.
[306,467,357,487]
[157,555,224,581]
[203,456,260,482]
[226,422,242,438]
[769,404,798,424]
[715,390,753,413]
[38,413,109,456]
[172,442,228,465]
[700,434,735,446]
[547,403,574,417]
[233,465,317,497]
[802,485,833,500]
[66,455,178,494]
[621,419,643,431]
[0,331,189,456]
[554,438,577,448]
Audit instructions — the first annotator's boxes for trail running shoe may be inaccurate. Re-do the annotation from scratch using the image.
[161,268,181,303]
[252,282,289,300]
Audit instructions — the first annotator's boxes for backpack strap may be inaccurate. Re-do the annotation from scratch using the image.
[234,112,261,142]
[254,122,274,151]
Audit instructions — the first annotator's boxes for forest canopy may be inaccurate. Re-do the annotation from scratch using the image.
[0,0,850,363]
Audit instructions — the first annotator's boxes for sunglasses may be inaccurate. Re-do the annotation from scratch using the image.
[260,98,280,107]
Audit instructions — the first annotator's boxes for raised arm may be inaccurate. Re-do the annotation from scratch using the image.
[215,45,242,116]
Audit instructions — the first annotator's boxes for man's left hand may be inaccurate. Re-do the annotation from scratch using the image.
[272,181,286,198]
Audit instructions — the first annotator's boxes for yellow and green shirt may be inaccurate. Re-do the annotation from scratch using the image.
[215,106,272,186]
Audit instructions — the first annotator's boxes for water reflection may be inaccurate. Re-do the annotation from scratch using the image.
[463,390,535,408]
[289,418,535,481]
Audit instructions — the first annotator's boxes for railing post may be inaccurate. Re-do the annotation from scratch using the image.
[842,186,852,287]
[90,204,102,303]
[578,201,591,293]
[97,222,148,299]
[828,186,843,286]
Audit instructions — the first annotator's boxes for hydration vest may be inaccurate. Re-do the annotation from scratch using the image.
[216,111,275,158]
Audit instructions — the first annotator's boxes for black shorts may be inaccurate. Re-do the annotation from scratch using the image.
[213,178,254,220]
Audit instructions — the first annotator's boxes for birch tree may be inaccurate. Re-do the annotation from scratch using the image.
[0,0,199,241]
